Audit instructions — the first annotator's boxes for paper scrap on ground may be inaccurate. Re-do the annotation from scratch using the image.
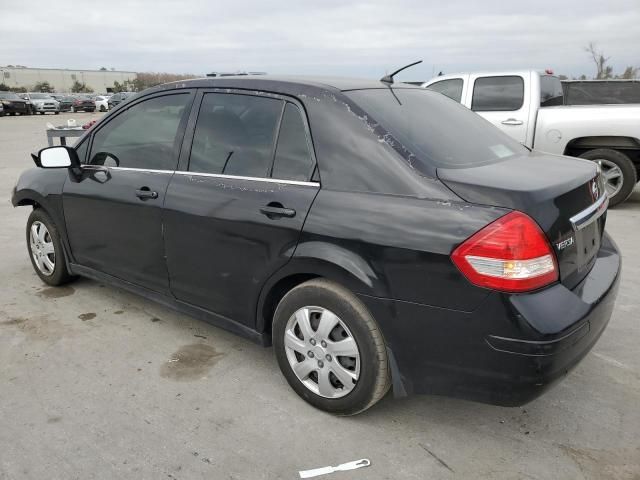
[299,459,371,478]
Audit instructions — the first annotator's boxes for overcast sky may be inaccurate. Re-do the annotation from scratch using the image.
[1,0,638,81]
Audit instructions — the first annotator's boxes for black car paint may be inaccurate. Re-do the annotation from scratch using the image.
[0,96,29,114]
[12,76,620,406]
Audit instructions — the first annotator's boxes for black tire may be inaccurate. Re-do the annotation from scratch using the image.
[100,105,106,112]
[273,279,390,415]
[26,209,75,286]
[54,111,60,115]
[579,148,637,207]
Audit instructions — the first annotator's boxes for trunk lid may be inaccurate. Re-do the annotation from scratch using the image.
[438,152,607,289]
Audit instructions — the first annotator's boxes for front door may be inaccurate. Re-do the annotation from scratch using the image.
[63,91,194,294]
[163,92,319,326]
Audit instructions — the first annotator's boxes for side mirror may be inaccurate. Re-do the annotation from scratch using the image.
[32,146,80,169]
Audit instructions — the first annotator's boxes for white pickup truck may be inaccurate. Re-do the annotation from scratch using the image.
[422,70,640,206]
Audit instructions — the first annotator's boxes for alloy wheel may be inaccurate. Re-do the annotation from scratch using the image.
[284,306,360,398]
[595,159,623,198]
[29,221,55,276]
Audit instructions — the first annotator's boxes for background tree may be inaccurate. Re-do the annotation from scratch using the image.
[71,81,94,93]
[33,81,54,93]
[99,67,107,71]
[0,82,10,91]
[585,42,613,79]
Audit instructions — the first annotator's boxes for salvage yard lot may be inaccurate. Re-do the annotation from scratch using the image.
[1,113,639,480]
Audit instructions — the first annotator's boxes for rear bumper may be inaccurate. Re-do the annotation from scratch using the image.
[360,232,621,406]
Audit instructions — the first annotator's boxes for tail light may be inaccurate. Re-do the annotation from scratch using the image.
[451,211,558,293]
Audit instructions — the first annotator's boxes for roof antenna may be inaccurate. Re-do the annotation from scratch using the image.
[380,60,423,84]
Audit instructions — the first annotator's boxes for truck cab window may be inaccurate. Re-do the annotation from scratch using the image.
[471,76,524,111]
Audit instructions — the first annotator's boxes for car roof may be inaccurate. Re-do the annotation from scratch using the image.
[155,75,421,93]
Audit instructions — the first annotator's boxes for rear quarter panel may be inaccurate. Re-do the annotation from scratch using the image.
[534,104,640,154]
[296,189,509,311]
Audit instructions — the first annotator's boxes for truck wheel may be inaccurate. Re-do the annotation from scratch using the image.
[273,279,391,415]
[579,149,637,207]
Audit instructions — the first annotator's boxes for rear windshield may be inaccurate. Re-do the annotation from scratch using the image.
[0,92,20,100]
[345,88,528,170]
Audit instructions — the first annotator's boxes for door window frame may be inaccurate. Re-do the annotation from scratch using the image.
[84,89,196,172]
[176,88,319,186]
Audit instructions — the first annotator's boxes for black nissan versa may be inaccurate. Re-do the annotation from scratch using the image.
[12,74,620,415]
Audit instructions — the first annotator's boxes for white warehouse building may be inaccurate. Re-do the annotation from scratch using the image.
[0,67,137,93]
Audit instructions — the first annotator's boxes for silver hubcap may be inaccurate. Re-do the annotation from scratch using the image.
[595,159,623,198]
[29,221,55,276]
[284,306,360,399]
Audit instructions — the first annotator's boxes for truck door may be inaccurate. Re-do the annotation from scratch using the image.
[467,74,530,144]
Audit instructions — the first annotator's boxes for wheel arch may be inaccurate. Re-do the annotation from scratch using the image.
[564,135,640,155]
[256,242,384,336]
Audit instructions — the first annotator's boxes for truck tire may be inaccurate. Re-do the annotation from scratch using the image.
[579,149,636,207]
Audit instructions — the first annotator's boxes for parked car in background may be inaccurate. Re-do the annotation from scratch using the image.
[25,93,60,115]
[70,96,96,112]
[94,95,110,112]
[12,76,620,415]
[0,91,30,115]
[57,96,76,112]
[562,80,640,105]
[107,92,134,109]
[0,102,4,117]
[423,70,640,206]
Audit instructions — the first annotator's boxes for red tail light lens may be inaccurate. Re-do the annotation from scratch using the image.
[451,211,558,293]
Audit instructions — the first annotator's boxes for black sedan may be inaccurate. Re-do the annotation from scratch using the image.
[0,91,30,115]
[57,96,76,112]
[12,75,620,415]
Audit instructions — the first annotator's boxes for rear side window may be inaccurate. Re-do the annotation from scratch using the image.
[271,103,314,181]
[540,75,564,107]
[89,93,190,170]
[189,93,283,178]
[426,79,463,102]
[471,76,524,111]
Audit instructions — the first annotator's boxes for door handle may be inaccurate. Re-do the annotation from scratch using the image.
[135,187,158,200]
[501,118,523,125]
[260,202,296,218]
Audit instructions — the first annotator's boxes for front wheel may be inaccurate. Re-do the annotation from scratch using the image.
[26,209,75,286]
[273,279,390,415]
[579,149,637,207]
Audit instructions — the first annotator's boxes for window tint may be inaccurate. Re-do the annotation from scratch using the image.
[471,76,524,111]
[540,75,564,107]
[271,103,314,181]
[346,89,528,169]
[189,93,283,178]
[563,81,640,105]
[89,94,190,170]
[426,79,463,102]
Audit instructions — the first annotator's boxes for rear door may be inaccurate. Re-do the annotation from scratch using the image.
[163,91,319,327]
[468,74,530,144]
[63,91,194,294]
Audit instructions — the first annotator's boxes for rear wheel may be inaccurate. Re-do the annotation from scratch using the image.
[579,149,636,207]
[273,279,390,415]
[99,105,106,112]
[26,209,75,286]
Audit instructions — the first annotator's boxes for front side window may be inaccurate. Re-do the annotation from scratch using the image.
[271,103,314,181]
[89,93,190,170]
[189,93,283,178]
[471,76,524,111]
[426,79,463,102]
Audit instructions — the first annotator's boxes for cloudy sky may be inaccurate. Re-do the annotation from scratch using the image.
[1,0,638,80]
